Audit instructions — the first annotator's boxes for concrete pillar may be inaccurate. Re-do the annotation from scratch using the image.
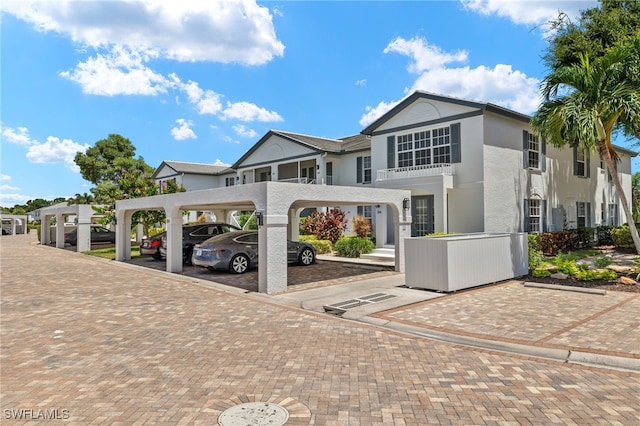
[55,213,65,248]
[288,208,303,241]
[258,212,288,294]
[115,209,133,261]
[78,205,95,253]
[41,216,51,245]
[135,223,144,243]
[394,203,412,273]
[166,207,183,273]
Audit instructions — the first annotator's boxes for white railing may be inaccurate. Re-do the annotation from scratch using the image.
[278,177,315,184]
[377,163,454,181]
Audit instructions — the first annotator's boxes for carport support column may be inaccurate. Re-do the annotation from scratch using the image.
[258,213,288,294]
[166,208,183,273]
[55,213,65,248]
[288,208,303,241]
[115,209,133,261]
[41,216,52,245]
[76,205,94,253]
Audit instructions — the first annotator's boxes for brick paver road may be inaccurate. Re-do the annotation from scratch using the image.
[2,235,639,425]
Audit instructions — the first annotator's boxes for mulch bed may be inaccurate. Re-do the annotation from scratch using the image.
[525,274,639,293]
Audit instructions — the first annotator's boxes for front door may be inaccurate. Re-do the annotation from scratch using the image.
[411,195,434,237]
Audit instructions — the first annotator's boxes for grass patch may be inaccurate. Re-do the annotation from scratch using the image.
[548,250,600,265]
[84,246,140,260]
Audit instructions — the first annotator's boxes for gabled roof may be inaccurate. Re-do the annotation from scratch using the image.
[360,90,532,135]
[232,130,370,168]
[152,160,233,179]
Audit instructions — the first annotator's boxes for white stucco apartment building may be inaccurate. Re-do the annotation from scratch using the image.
[155,91,636,246]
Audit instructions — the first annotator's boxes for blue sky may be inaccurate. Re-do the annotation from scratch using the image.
[3,0,629,207]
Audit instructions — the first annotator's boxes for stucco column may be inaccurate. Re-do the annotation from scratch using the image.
[395,203,411,273]
[41,216,51,245]
[166,207,183,273]
[434,187,448,233]
[258,211,288,294]
[115,209,133,261]
[55,213,65,248]
[288,208,303,241]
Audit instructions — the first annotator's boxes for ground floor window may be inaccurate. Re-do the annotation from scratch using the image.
[528,199,541,233]
[577,202,588,228]
[608,204,618,226]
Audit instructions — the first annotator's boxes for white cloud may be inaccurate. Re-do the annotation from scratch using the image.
[0,193,33,206]
[460,0,597,28]
[170,119,197,141]
[60,46,173,96]
[25,136,90,171]
[360,36,541,126]
[222,135,240,145]
[221,101,283,122]
[2,0,285,65]
[232,124,258,138]
[2,126,35,145]
[1,174,11,181]
[213,159,231,166]
[355,79,367,86]
[1,184,20,191]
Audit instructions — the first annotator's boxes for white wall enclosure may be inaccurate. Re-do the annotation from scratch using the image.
[115,182,411,294]
[404,233,528,292]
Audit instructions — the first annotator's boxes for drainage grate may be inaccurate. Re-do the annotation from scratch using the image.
[218,402,289,426]
[323,293,397,315]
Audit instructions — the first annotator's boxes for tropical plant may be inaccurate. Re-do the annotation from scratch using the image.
[301,209,346,244]
[531,40,640,254]
[352,214,372,238]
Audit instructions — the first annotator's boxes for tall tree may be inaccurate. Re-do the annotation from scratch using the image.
[531,42,640,253]
[74,134,146,185]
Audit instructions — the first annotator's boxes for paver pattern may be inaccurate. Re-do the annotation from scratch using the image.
[378,282,640,358]
[2,235,640,425]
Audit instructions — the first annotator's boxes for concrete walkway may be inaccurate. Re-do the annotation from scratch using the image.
[2,234,639,425]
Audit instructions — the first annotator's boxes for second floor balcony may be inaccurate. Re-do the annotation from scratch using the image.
[377,163,455,182]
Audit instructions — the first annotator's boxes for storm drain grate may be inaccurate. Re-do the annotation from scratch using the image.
[323,293,397,315]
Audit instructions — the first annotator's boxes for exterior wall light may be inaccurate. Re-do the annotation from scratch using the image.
[403,198,410,211]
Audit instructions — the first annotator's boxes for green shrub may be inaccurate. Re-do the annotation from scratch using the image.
[611,226,634,248]
[553,254,580,276]
[299,235,333,254]
[575,269,617,281]
[334,236,374,258]
[528,234,544,270]
[596,225,614,246]
[532,269,551,278]
[593,254,613,269]
[575,227,595,249]
[424,232,458,238]
[238,212,258,230]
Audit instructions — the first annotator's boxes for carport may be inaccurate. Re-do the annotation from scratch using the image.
[0,213,28,235]
[115,182,412,294]
[36,203,98,252]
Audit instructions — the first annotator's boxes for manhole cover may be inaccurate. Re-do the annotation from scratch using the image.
[218,402,289,425]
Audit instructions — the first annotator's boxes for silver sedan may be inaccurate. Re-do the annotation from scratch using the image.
[191,230,316,274]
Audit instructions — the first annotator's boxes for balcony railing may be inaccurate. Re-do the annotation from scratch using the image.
[278,177,315,184]
[377,163,454,181]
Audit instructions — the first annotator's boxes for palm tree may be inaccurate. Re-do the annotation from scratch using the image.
[531,40,640,253]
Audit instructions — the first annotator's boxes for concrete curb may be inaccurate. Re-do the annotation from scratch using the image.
[359,317,640,373]
[523,282,607,295]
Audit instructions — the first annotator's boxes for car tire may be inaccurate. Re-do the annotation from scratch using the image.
[298,248,315,266]
[230,254,249,274]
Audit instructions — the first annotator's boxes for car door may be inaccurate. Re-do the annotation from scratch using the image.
[234,233,259,264]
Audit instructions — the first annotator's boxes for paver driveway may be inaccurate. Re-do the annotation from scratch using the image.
[1,235,639,425]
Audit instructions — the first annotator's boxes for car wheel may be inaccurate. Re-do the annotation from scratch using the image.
[184,248,193,265]
[152,253,162,260]
[230,254,249,274]
[298,248,315,266]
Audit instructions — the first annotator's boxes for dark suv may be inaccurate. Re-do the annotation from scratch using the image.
[159,223,241,264]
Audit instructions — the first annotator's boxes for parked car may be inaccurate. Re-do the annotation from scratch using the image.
[140,231,166,259]
[191,230,316,274]
[159,223,241,264]
[64,226,116,245]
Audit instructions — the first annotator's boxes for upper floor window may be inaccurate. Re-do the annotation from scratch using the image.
[357,156,371,184]
[396,126,450,168]
[573,147,590,177]
[528,133,540,168]
[523,130,545,171]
